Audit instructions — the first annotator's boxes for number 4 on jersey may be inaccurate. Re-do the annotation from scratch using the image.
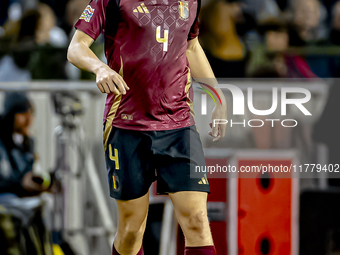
[156,26,169,52]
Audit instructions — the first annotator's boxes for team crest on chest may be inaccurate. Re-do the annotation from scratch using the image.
[178,1,189,21]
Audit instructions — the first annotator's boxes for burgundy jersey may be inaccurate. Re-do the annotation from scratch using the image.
[75,0,200,136]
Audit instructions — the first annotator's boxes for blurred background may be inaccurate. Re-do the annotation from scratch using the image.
[1,0,340,254]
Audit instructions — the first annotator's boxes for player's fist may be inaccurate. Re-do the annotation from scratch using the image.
[209,105,227,142]
[95,65,129,95]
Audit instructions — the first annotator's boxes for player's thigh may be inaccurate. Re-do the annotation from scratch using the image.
[169,191,208,227]
[116,191,150,229]
[155,125,210,195]
[105,126,155,200]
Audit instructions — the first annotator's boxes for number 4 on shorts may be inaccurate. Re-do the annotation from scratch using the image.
[109,144,120,170]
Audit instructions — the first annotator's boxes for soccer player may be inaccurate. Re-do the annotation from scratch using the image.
[67,0,227,254]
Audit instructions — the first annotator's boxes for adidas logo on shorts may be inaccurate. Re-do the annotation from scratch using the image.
[198,174,209,185]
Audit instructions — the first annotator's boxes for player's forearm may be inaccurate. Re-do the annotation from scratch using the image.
[186,39,227,107]
[67,40,107,75]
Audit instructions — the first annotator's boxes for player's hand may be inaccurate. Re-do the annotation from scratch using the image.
[209,105,227,142]
[95,65,129,95]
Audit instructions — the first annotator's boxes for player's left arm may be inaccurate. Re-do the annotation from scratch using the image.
[186,37,227,142]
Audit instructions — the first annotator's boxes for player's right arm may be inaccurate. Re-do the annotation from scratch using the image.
[67,30,128,95]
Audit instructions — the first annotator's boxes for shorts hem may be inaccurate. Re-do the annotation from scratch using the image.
[157,188,211,196]
[109,188,150,201]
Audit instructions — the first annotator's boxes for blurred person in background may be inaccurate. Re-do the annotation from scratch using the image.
[0,6,38,82]
[246,0,329,79]
[29,2,69,79]
[39,0,75,34]
[330,0,340,45]
[0,92,53,255]
[246,0,288,78]
[288,0,327,46]
[0,92,39,196]
[199,0,248,77]
[34,2,68,47]
[286,0,334,78]
[0,0,68,81]
[64,0,89,36]
[0,92,47,196]
[1,0,67,46]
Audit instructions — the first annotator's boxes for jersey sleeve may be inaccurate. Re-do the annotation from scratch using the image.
[75,0,110,40]
[187,0,201,40]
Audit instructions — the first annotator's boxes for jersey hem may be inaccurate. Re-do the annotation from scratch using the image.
[74,26,98,40]
[110,121,195,131]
